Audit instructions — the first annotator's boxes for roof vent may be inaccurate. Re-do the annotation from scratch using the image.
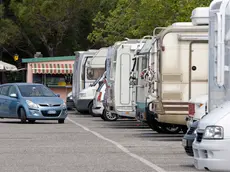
[191,7,209,26]
[172,22,193,27]
[34,52,43,58]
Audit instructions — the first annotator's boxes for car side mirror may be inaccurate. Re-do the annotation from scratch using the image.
[56,94,60,97]
[10,93,17,98]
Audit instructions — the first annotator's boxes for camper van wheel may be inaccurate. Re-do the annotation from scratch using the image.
[148,122,165,133]
[103,110,118,121]
[161,125,181,134]
[101,112,106,121]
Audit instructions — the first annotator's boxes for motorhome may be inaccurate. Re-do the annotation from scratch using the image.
[146,7,209,134]
[72,48,106,114]
[129,36,158,125]
[193,0,230,171]
[103,40,144,121]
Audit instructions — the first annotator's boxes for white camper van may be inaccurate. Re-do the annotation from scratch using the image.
[193,0,230,171]
[104,40,144,121]
[72,48,106,114]
[146,7,209,133]
[129,36,158,125]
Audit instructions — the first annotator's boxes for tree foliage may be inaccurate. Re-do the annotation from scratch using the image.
[88,0,212,46]
[0,0,213,59]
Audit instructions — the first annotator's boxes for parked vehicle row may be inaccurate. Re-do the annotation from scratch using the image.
[71,0,230,171]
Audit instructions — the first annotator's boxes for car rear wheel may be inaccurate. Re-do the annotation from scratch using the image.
[28,120,36,124]
[19,108,27,123]
[58,119,65,124]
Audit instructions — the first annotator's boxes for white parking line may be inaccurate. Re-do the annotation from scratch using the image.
[67,117,166,172]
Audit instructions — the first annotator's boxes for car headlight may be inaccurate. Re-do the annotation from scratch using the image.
[26,100,39,109]
[61,102,66,108]
[79,93,86,98]
[193,129,197,135]
[69,96,73,100]
[203,126,224,140]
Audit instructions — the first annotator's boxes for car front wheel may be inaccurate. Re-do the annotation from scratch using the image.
[19,108,27,123]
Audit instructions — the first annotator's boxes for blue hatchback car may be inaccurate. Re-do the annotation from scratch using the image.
[0,83,68,123]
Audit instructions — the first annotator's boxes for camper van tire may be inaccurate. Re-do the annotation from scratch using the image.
[101,114,106,120]
[102,109,118,121]
[147,122,165,133]
[160,124,182,134]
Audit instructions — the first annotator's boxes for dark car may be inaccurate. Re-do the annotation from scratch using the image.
[66,92,75,110]
[182,120,199,156]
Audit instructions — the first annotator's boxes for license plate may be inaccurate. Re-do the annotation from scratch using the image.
[182,138,187,147]
[47,110,56,114]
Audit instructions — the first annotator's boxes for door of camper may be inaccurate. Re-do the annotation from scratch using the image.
[189,42,208,99]
[115,45,135,111]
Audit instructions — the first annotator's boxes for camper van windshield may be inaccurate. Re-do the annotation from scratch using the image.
[87,68,105,80]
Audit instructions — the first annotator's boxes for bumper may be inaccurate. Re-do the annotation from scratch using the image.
[75,99,91,111]
[92,106,104,115]
[116,111,135,118]
[193,139,230,171]
[26,108,68,120]
[182,134,195,156]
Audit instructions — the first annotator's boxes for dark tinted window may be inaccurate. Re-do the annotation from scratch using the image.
[18,85,56,97]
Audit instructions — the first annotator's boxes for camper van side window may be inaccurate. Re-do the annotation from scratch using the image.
[142,56,148,70]
[87,68,105,80]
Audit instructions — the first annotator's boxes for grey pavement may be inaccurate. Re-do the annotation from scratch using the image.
[0,110,203,172]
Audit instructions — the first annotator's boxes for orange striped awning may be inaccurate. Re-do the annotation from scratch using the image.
[32,63,74,74]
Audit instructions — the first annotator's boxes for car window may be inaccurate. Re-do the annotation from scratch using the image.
[1,86,10,96]
[18,85,56,97]
[8,86,18,96]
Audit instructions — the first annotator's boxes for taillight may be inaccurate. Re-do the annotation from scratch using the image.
[188,103,195,116]
[97,92,102,101]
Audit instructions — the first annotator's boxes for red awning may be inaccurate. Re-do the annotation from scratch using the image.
[32,63,73,74]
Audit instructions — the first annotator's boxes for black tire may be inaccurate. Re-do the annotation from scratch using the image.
[161,124,182,134]
[28,120,36,124]
[147,121,166,133]
[103,109,118,121]
[101,110,106,121]
[19,108,27,123]
[58,119,65,124]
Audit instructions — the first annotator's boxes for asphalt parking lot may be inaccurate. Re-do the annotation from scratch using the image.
[0,110,204,172]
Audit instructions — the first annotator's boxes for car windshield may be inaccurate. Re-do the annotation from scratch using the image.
[18,85,56,97]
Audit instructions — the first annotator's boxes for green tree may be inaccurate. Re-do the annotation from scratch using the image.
[88,0,212,46]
